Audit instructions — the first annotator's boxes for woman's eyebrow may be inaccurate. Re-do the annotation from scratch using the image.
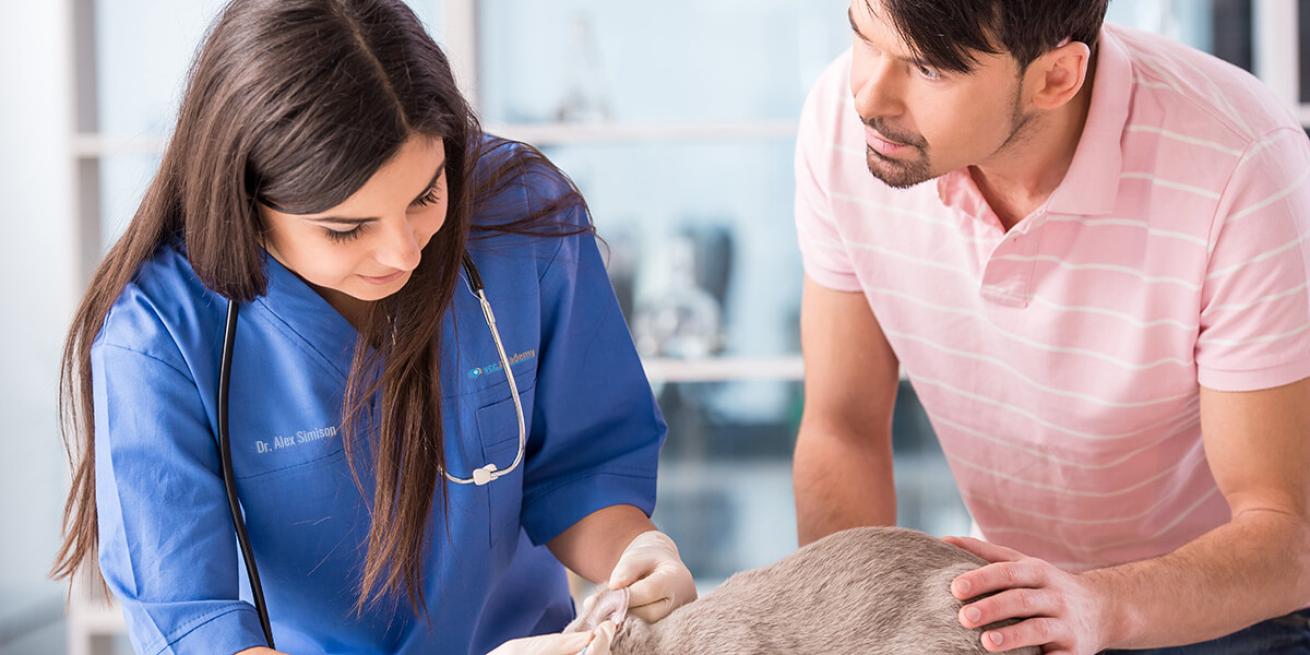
[410,161,447,203]
[308,160,447,225]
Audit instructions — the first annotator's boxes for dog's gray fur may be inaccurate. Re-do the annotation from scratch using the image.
[609,527,1040,655]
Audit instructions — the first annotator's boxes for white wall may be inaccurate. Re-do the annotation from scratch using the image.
[0,0,78,644]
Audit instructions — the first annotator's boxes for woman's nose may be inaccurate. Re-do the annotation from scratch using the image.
[374,218,423,271]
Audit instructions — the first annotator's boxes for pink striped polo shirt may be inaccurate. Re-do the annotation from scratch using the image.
[795,25,1310,571]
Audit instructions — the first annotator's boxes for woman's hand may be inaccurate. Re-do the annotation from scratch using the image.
[546,507,696,623]
[607,530,697,623]
[487,622,614,655]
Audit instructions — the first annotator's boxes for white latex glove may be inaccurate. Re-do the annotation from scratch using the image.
[606,530,697,623]
[487,623,612,655]
[581,620,615,655]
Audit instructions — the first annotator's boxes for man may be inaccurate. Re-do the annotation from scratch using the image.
[792,1,1310,653]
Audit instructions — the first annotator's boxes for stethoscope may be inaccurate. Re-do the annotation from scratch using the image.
[216,253,526,647]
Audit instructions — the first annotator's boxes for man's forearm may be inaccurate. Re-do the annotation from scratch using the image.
[793,426,896,545]
[1087,510,1310,650]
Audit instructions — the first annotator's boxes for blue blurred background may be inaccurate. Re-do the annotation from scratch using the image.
[1,1,1304,652]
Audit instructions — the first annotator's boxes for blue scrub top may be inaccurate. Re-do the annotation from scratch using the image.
[91,144,667,655]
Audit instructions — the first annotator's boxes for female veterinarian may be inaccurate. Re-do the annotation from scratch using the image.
[50,1,695,653]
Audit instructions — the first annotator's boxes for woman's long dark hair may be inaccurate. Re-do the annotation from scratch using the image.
[53,0,588,613]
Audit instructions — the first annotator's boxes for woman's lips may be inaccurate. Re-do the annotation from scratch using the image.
[359,270,407,285]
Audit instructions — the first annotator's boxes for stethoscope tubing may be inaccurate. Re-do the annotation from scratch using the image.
[217,254,524,648]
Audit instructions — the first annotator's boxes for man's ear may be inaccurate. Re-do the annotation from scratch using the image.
[1025,39,1093,111]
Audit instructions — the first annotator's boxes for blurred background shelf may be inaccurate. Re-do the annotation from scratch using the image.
[72,134,164,158]
[642,356,909,383]
[73,120,801,159]
[643,356,803,383]
[491,120,800,145]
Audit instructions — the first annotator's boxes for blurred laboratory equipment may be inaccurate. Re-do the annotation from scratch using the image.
[554,12,611,123]
[633,233,723,359]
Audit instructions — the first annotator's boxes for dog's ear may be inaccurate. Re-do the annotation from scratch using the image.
[565,588,631,634]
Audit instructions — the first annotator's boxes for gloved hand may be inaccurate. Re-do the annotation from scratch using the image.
[607,530,697,623]
[584,620,615,655]
[486,622,613,655]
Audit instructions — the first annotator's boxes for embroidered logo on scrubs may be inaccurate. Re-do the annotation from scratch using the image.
[468,349,536,379]
[255,425,338,455]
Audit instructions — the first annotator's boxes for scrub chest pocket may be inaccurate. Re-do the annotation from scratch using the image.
[224,372,537,588]
[474,371,537,552]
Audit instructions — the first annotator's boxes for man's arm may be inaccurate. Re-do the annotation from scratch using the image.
[947,377,1310,653]
[1088,377,1310,648]
[794,275,901,545]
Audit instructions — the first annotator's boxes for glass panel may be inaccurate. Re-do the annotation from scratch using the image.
[542,141,802,358]
[95,0,444,136]
[100,153,162,248]
[93,1,444,250]
[1106,0,1215,53]
[653,380,970,587]
[95,1,233,136]
[1209,0,1254,70]
[412,1,446,40]
[476,0,849,124]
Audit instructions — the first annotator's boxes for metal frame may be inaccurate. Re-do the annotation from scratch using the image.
[442,0,479,111]
[71,0,102,287]
[1254,0,1301,110]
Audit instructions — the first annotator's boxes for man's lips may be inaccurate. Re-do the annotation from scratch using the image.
[864,125,917,157]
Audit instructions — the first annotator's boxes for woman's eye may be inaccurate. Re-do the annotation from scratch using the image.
[917,65,942,81]
[413,187,441,208]
[325,226,365,243]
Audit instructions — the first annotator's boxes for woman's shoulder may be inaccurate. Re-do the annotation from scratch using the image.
[471,135,585,221]
[95,240,222,371]
[468,135,594,278]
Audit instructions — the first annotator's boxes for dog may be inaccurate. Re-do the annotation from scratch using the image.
[568,526,1041,655]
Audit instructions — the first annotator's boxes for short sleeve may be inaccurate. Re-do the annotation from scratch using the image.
[1195,127,1310,391]
[794,64,862,292]
[93,340,266,655]
[517,206,665,546]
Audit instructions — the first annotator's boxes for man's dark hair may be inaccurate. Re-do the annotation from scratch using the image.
[874,0,1111,73]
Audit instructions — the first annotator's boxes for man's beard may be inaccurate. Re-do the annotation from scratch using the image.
[863,142,933,189]
[863,88,1031,189]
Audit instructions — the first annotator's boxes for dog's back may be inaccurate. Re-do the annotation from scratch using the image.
[613,527,1039,655]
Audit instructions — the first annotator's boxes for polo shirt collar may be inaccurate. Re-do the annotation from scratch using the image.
[1045,27,1133,216]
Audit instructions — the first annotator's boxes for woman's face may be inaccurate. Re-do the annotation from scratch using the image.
[261,134,448,308]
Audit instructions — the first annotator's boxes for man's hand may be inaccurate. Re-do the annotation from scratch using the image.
[945,536,1109,655]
